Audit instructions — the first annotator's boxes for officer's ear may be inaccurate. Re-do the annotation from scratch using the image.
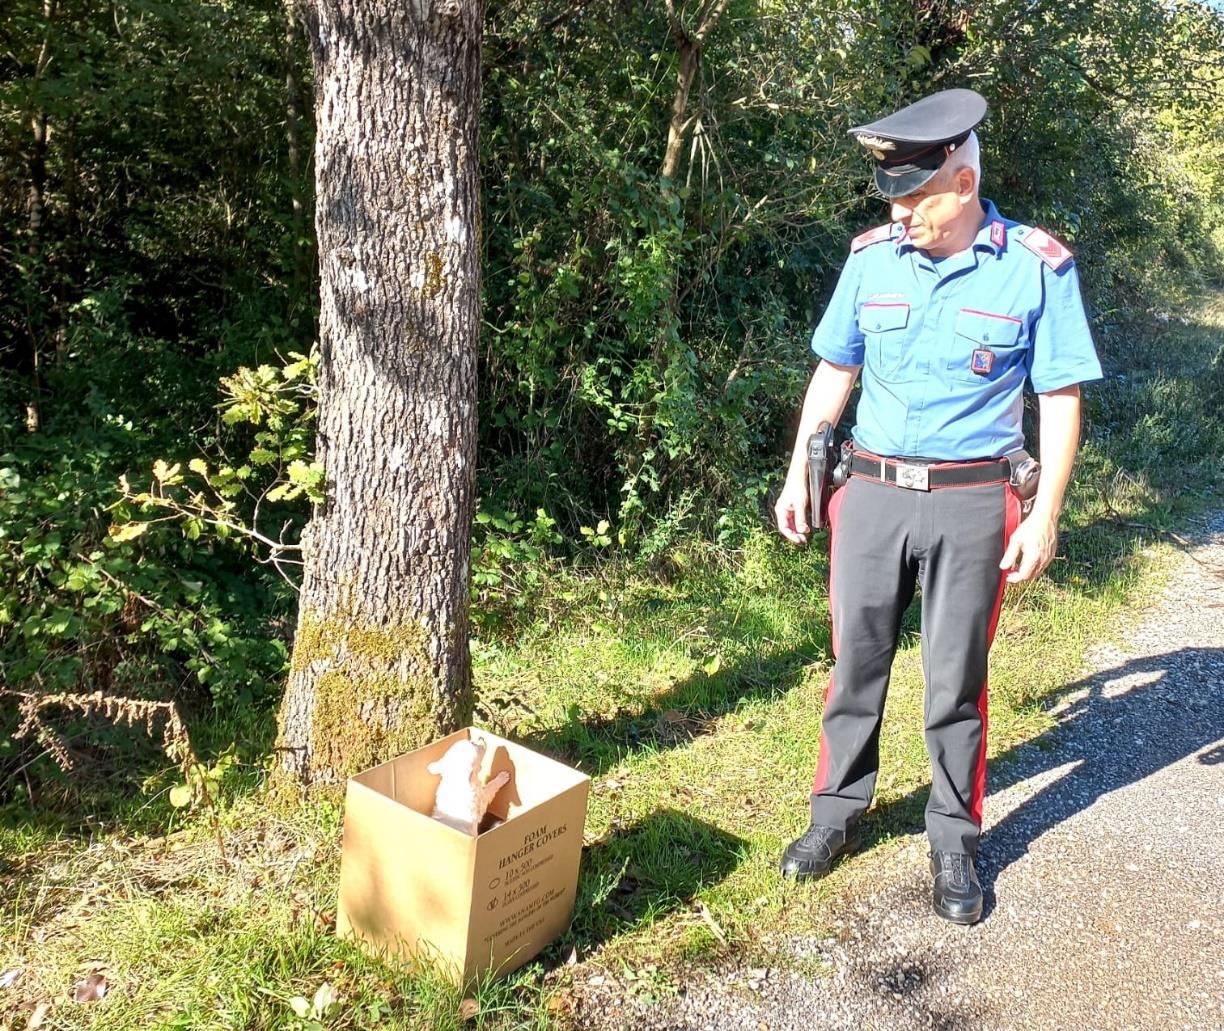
[954,165,977,203]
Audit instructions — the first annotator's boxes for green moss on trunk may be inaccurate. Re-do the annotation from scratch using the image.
[289,609,442,781]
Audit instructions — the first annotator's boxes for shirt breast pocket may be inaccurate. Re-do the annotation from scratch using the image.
[861,302,911,380]
[947,309,1025,383]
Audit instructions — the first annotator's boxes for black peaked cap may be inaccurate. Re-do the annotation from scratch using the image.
[849,89,988,199]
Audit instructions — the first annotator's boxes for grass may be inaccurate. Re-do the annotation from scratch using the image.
[2,292,1222,1029]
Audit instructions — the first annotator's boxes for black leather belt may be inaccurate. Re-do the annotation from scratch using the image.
[849,452,1010,491]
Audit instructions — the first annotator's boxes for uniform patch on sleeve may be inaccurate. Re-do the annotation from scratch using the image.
[851,223,894,253]
[1020,227,1073,270]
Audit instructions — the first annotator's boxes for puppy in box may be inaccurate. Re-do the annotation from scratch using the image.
[427,736,511,835]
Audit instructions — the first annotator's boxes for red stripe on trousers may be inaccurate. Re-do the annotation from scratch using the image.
[812,485,848,793]
[812,672,835,793]
[971,487,1024,825]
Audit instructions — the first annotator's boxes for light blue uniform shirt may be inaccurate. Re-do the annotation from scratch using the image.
[810,198,1103,460]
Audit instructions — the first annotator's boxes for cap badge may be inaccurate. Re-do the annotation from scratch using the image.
[854,133,896,160]
[971,349,995,375]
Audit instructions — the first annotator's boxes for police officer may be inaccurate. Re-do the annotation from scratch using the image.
[773,89,1102,924]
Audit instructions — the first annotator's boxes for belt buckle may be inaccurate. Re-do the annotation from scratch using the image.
[893,461,930,491]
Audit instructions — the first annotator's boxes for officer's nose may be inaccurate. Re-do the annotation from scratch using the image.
[891,198,914,224]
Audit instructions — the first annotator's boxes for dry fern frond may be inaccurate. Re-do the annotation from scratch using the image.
[2,689,197,772]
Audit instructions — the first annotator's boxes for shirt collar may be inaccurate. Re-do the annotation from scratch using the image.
[974,198,1007,255]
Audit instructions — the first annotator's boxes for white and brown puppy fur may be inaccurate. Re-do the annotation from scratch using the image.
[427,737,511,835]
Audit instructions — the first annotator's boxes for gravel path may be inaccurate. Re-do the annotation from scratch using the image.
[580,511,1224,1031]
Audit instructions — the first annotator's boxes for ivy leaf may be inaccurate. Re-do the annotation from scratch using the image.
[168,784,193,808]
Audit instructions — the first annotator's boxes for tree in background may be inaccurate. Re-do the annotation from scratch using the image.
[274,0,485,787]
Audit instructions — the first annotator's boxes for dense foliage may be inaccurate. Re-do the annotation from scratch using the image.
[2,0,1223,792]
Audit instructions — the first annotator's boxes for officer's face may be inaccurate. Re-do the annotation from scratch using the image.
[890,165,976,254]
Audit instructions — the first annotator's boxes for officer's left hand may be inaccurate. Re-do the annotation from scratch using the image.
[999,512,1058,583]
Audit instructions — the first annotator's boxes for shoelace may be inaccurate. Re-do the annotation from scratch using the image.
[934,851,972,888]
[801,824,840,846]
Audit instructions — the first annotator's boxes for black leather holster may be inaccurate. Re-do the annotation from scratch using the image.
[806,422,837,531]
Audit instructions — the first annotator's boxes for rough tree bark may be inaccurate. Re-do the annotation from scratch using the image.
[276,0,484,788]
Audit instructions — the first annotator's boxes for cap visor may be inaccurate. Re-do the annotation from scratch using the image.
[873,165,939,199]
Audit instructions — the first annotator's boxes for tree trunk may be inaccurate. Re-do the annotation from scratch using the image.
[626,33,698,482]
[660,38,699,183]
[276,0,484,789]
[624,1,728,504]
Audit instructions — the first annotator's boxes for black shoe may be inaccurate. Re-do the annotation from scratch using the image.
[779,823,861,881]
[929,850,983,925]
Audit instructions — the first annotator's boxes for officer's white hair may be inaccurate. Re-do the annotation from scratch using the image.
[943,130,982,193]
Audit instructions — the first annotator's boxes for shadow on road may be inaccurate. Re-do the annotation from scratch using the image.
[864,647,1224,918]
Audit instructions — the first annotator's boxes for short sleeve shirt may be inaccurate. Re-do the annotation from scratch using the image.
[809,198,1103,460]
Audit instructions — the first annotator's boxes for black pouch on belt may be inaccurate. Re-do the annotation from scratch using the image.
[807,422,836,531]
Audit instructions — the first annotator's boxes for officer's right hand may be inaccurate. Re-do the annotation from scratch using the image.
[774,480,811,546]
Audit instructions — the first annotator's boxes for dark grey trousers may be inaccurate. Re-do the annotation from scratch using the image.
[810,473,1022,855]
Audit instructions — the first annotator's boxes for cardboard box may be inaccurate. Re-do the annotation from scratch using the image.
[336,727,590,984]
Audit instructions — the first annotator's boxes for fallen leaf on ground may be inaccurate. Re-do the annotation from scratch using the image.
[696,901,728,945]
[565,944,579,965]
[28,1001,52,1028]
[312,982,340,1018]
[71,973,108,1003]
[546,990,576,1015]
[0,968,21,990]
[459,997,479,1020]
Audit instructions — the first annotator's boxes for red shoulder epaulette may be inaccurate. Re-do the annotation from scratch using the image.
[850,223,894,253]
[1019,227,1073,270]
